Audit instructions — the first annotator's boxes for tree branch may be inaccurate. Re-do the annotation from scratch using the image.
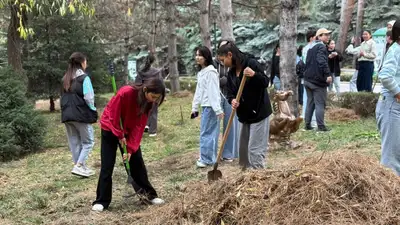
[232,0,279,9]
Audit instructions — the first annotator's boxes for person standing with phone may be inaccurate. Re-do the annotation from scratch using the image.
[191,46,224,168]
[327,40,343,96]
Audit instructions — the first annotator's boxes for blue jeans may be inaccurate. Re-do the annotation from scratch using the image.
[273,76,281,90]
[301,79,317,127]
[199,107,220,165]
[221,97,239,159]
[376,96,400,175]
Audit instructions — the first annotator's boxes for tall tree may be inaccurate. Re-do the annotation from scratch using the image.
[219,0,234,41]
[150,0,157,54]
[355,0,365,44]
[279,0,299,116]
[336,0,355,54]
[165,0,180,93]
[0,0,93,73]
[199,0,211,49]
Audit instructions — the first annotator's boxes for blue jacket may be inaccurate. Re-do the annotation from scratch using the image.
[379,42,400,97]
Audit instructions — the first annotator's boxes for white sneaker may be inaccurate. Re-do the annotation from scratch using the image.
[222,158,234,163]
[149,133,157,137]
[150,198,165,205]
[144,126,149,133]
[196,160,207,168]
[71,165,90,178]
[83,165,95,176]
[92,204,104,212]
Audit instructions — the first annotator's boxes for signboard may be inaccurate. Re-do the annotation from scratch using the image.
[128,60,137,81]
[372,27,387,72]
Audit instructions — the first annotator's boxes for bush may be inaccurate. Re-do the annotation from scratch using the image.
[338,92,379,117]
[0,67,46,161]
[164,78,197,93]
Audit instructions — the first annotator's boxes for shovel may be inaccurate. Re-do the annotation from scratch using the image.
[108,62,142,194]
[207,74,247,182]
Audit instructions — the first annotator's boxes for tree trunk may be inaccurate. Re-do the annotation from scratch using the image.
[166,0,180,93]
[355,0,365,43]
[7,3,22,72]
[279,0,299,117]
[219,0,234,42]
[199,0,212,50]
[150,0,157,54]
[353,0,365,66]
[124,36,129,84]
[336,0,356,54]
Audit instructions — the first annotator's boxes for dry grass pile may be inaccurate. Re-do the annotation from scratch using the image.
[327,107,360,122]
[138,152,400,225]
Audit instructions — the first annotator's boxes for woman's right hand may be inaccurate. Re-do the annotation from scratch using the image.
[232,99,240,109]
[119,138,127,147]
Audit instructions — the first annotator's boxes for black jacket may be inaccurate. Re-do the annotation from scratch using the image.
[327,49,343,77]
[304,41,331,87]
[226,56,272,124]
[61,75,98,124]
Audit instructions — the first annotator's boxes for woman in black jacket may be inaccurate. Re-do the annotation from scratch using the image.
[271,44,281,90]
[217,42,272,169]
[327,40,343,96]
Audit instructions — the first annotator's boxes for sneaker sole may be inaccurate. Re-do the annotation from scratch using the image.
[71,171,90,178]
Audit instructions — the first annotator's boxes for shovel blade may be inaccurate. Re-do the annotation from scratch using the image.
[207,169,222,182]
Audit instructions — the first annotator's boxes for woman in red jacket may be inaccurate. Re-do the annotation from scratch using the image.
[92,77,165,212]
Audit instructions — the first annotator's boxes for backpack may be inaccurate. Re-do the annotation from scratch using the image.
[296,59,305,79]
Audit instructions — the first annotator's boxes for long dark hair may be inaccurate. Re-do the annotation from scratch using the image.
[216,42,246,69]
[297,45,304,57]
[131,77,165,115]
[392,21,400,42]
[195,46,213,71]
[141,54,156,73]
[63,52,86,91]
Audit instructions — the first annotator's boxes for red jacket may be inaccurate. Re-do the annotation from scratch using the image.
[100,86,148,154]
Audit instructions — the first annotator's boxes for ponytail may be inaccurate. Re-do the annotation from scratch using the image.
[140,54,156,73]
[63,52,86,91]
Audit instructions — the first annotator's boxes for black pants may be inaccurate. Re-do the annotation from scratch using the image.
[298,78,304,105]
[147,104,158,134]
[93,130,157,209]
[357,61,374,92]
[305,83,327,128]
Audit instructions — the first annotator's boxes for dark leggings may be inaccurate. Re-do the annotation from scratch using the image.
[93,130,157,209]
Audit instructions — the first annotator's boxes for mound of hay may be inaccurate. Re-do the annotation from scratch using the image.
[327,108,360,121]
[139,152,400,225]
[172,90,193,98]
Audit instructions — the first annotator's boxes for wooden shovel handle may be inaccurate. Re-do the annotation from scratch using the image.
[213,75,247,170]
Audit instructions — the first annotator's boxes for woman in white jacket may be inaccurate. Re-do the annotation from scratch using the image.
[191,46,224,168]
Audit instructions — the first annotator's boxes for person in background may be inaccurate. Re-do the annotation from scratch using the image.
[387,20,396,31]
[376,20,400,176]
[378,31,394,72]
[217,42,272,169]
[303,28,332,132]
[214,40,239,162]
[192,46,224,168]
[92,77,166,212]
[61,52,97,178]
[135,54,163,137]
[302,29,317,127]
[346,31,377,92]
[345,36,363,92]
[296,45,305,105]
[271,44,281,90]
[327,39,343,96]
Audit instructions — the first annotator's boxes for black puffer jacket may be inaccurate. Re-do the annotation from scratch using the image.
[226,56,272,124]
[304,41,331,87]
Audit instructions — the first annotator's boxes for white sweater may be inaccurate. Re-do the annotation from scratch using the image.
[192,65,223,115]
